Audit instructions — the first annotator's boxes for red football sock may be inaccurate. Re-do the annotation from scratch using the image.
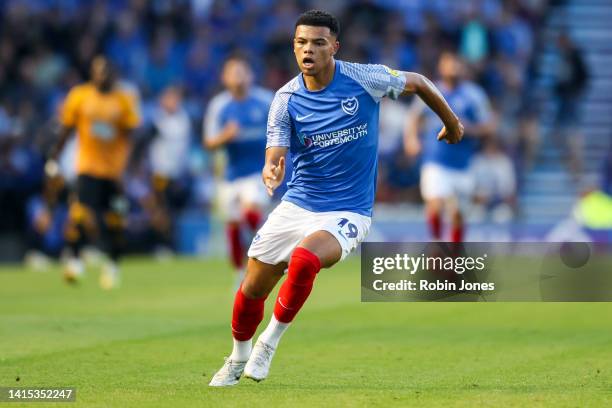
[227,223,244,269]
[427,212,442,240]
[450,225,463,243]
[231,285,266,341]
[244,209,262,231]
[274,247,321,323]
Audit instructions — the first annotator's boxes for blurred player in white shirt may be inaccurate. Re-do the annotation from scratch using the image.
[147,86,192,253]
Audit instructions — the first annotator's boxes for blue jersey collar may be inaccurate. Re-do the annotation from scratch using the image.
[299,59,339,93]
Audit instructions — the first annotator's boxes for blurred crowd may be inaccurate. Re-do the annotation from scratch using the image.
[0,0,597,259]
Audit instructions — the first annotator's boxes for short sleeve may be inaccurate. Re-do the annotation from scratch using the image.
[266,90,292,148]
[339,61,407,102]
[60,87,82,128]
[203,93,229,140]
[119,92,141,130]
[469,85,492,124]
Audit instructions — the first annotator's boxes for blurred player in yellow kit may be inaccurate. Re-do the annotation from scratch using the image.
[45,56,140,289]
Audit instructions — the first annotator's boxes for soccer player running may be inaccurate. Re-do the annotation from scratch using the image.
[405,51,494,242]
[45,56,140,289]
[209,10,463,386]
[203,55,274,289]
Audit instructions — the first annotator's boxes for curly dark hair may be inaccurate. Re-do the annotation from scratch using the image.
[295,10,340,37]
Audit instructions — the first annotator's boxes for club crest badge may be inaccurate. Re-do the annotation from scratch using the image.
[341,96,359,115]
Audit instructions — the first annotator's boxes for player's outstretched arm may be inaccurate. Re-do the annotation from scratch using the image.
[401,72,464,144]
[44,125,73,177]
[202,121,240,150]
[262,146,287,196]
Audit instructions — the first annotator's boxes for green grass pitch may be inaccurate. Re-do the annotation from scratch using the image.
[1,257,611,407]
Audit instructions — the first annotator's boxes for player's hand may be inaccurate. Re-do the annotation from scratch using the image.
[437,122,464,144]
[262,156,285,196]
[223,121,240,142]
[44,159,60,178]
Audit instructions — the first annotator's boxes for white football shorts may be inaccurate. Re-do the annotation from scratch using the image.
[420,162,474,204]
[247,200,371,265]
[218,173,270,220]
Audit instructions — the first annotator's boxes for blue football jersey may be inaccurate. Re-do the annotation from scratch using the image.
[205,86,273,181]
[420,81,491,170]
[266,60,406,216]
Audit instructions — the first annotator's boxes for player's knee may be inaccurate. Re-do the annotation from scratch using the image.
[426,199,443,215]
[451,210,463,225]
[240,277,269,299]
[297,232,340,268]
[241,258,285,298]
[69,202,93,227]
[287,268,317,286]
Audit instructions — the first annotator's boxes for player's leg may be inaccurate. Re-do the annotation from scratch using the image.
[210,201,303,386]
[151,174,174,252]
[96,179,127,289]
[226,219,244,285]
[449,203,464,243]
[236,174,269,290]
[231,258,286,357]
[63,177,98,282]
[240,173,270,234]
[448,168,475,243]
[245,212,370,381]
[63,202,89,282]
[220,180,247,289]
[243,232,338,382]
[421,163,450,241]
[425,198,444,241]
[209,257,286,387]
[272,230,340,323]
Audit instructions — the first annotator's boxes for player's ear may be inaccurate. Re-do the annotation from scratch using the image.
[332,40,340,56]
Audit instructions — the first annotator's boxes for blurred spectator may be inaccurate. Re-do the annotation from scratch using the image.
[551,31,588,179]
[145,85,193,252]
[470,138,517,222]
[460,10,489,66]
[377,98,418,202]
[105,10,147,80]
[0,117,44,233]
[143,28,183,96]
[378,98,410,161]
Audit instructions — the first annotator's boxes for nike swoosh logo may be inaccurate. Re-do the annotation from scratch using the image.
[277,297,294,310]
[295,113,314,121]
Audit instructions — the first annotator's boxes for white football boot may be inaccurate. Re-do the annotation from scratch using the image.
[63,258,84,284]
[243,340,276,382]
[99,262,120,290]
[209,358,246,387]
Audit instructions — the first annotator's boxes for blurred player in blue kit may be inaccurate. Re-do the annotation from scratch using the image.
[210,10,464,386]
[405,51,494,242]
[203,55,274,289]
